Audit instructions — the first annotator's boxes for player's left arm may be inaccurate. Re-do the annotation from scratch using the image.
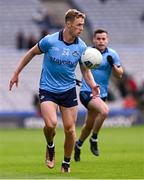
[80,64,100,96]
[112,65,123,79]
[107,55,123,79]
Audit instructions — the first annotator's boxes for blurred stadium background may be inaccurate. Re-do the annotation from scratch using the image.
[0,0,144,128]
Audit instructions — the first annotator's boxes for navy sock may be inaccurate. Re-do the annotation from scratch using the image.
[76,139,83,147]
[91,133,97,140]
[63,157,70,164]
[47,142,54,148]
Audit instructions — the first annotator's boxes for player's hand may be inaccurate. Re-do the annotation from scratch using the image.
[92,85,100,98]
[107,55,114,67]
[9,73,19,91]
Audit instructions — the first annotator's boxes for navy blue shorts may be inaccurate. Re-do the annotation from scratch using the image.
[79,91,107,108]
[39,87,78,107]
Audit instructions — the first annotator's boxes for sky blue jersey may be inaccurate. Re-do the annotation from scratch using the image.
[38,30,87,93]
[80,47,121,98]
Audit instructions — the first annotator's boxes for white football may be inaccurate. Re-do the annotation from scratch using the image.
[81,47,102,69]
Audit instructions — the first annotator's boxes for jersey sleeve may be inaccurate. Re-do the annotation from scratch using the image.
[113,51,121,66]
[38,35,50,53]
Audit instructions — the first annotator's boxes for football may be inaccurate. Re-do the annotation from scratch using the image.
[81,47,102,69]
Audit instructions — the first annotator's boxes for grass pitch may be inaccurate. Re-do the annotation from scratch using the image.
[0,126,144,179]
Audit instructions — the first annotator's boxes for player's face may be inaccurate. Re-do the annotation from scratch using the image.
[93,33,108,53]
[69,17,85,37]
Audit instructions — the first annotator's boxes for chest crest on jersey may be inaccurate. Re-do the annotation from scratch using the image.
[72,51,79,57]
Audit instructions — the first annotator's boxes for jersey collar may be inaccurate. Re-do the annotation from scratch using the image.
[59,30,78,45]
[93,46,108,54]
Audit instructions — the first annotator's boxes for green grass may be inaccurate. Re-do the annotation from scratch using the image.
[0,126,144,179]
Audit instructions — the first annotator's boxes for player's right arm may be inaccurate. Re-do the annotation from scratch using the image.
[9,44,41,91]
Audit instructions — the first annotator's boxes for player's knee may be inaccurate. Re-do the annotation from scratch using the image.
[101,106,109,119]
[64,125,75,135]
[44,121,57,130]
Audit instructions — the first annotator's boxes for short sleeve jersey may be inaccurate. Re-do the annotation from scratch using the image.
[38,30,87,93]
[80,47,121,98]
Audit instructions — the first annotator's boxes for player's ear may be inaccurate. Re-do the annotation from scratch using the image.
[66,21,71,28]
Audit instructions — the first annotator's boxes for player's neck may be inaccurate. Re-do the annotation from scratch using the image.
[63,29,76,44]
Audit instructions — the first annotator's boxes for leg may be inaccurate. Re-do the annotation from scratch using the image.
[89,97,109,134]
[40,101,58,168]
[74,97,109,161]
[88,97,109,156]
[79,110,98,142]
[74,109,97,161]
[60,105,77,172]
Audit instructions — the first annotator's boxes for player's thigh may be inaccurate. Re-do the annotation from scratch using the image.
[88,97,109,114]
[60,106,78,130]
[40,101,58,127]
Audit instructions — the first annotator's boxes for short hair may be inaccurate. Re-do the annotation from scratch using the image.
[65,9,85,23]
[93,29,108,37]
